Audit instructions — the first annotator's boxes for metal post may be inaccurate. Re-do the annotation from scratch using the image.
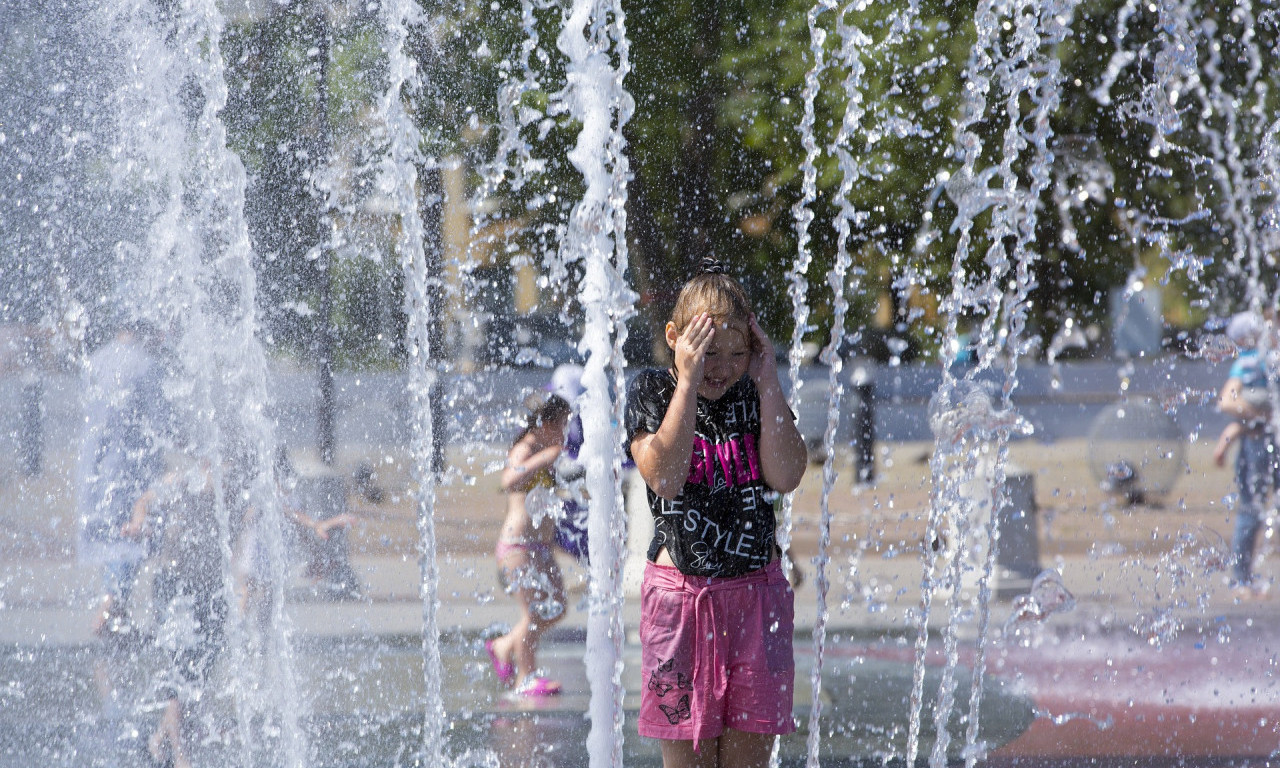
[418,166,447,475]
[853,366,875,484]
[20,375,42,477]
[314,4,336,466]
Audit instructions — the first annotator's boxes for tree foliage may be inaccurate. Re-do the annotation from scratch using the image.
[217,0,1280,368]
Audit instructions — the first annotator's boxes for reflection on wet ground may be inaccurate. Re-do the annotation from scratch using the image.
[5,619,1279,767]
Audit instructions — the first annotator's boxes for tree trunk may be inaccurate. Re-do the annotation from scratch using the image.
[626,173,675,365]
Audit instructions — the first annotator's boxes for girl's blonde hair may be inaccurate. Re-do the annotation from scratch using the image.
[669,260,756,351]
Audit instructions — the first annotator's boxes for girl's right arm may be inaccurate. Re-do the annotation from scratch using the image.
[1213,420,1243,467]
[122,488,157,539]
[630,378,699,500]
[122,469,178,538]
[630,314,714,500]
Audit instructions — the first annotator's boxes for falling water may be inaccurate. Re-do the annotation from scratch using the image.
[904,0,1077,765]
[787,9,832,765]
[603,0,636,758]
[471,0,556,273]
[374,0,446,762]
[555,0,635,765]
[802,7,870,767]
[957,2,1076,764]
[1195,4,1264,278]
[903,0,1001,759]
[781,0,836,591]
[1103,0,1265,302]
[99,0,307,764]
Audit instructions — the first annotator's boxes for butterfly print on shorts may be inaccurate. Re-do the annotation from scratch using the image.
[648,658,694,698]
[658,694,691,725]
[648,673,673,697]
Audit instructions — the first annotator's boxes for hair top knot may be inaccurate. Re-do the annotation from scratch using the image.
[699,257,728,275]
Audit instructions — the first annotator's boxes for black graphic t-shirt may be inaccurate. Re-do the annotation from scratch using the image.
[625,368,781,578]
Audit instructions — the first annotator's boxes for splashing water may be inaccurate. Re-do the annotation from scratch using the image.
[374,0,447,761]
[1128,525,1233,646]
[1003,569,1077,644]
[1196,333,1242,365]
[780,0,837,595]
[803,7,872,766]
[909,1,1078,765]
[928,383,1034,451]
[99,0,308,763]
[556,0,636,764]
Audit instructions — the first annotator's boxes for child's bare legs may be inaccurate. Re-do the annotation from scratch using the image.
[492,546,565,687]
[149,697,193,768]
[91,594,114,635]
[659,731,776,768]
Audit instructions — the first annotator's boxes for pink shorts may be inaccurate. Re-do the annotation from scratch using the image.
[637,559,796,746]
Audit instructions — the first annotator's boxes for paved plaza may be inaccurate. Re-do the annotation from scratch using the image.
[2,434,1279,765]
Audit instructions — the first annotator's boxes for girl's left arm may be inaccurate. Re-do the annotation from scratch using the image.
[748,315,807,493]
[501,440,562,493]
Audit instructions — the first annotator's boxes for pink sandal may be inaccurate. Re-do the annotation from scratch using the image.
[513,676,561,697]
[485,639,516,686]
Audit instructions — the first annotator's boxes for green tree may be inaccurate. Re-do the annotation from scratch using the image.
[220,0,1280,370]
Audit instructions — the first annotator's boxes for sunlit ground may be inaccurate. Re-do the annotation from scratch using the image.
[3,431,1277,766]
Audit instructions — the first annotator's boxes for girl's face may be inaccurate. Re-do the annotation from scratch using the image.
[697,320,751,400]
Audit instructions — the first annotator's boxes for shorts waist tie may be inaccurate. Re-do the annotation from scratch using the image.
[646,560,784,752]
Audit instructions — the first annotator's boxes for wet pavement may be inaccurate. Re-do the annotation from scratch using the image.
[3,436,1280,766]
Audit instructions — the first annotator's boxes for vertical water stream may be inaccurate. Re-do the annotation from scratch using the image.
[556,1,636,765]
[100,0,307,764]
[376,0,446,762]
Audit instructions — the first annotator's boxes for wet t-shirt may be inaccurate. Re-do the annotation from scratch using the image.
[625,368,780,578]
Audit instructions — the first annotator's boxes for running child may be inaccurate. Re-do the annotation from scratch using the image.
[625,259,807,768]
[486,393,573,696]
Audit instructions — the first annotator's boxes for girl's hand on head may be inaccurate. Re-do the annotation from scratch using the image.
[748,314,779,384]
[674,313,714,385]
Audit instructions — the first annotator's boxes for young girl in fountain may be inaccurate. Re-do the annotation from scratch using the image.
[625,260,807,768]
[486,393,573,696]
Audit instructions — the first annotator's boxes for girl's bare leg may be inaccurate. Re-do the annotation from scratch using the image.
[659,730,775,768]
[149,698,193,768]
[492,550,565,684]
[659,737,718,768]
[716,730,775,768]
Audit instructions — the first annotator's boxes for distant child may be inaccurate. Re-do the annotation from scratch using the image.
[236,448,358,635]
[1213,312,1272,466]
[625,259,807,768]
[485,393,573,696]
[123,458,227,768]
[77,323,174,640]
[1214,310,1278,597]
[546,364,591,562]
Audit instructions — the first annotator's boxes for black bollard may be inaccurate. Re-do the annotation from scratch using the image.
[853,370,875,485]
[20,377,42,477]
